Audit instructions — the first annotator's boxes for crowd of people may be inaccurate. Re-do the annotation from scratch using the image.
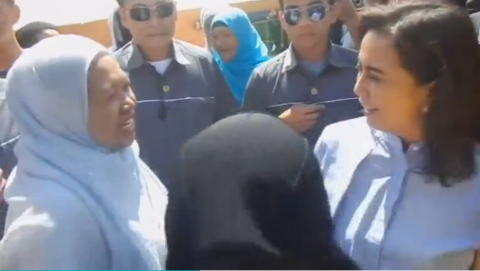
[0,0,480,269]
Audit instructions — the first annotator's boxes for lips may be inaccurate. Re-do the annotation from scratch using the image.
[363,108,379,115]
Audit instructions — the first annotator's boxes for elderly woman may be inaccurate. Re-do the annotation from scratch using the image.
[315,1,480,269]
[0,35,168,269]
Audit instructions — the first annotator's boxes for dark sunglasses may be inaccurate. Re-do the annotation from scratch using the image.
[129,2,175,22]
[284,4,327,26]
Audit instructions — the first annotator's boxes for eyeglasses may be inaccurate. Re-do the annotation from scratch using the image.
[128,2,175,22]
[283,4,327,26]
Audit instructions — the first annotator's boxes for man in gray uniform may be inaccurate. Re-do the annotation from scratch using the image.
[0,0,22,239]
[243,0,362,146]
[114,0,238,186]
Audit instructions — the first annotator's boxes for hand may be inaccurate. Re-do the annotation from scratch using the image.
[279,104,324,133]
[335,0,359,24]
[0,169,5,202]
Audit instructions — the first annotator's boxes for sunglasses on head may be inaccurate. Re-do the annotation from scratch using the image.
[283,3,327,26]
[129,2,175,22]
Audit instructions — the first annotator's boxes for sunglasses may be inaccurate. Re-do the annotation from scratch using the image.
[129,2,175,22]
[283,4,327,26]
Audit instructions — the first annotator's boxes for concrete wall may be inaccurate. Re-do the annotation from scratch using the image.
[57,0,279,48]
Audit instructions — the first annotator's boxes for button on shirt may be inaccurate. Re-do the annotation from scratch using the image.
[242,44,362,146]
[114,40,238,185]
[315,117,480,270]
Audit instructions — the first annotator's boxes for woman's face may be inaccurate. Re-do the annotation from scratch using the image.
[87,54,137,150]
[355,31,430,141]
[211,26,239,62]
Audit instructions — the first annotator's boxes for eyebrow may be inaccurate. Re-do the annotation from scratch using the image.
[132,1,165,8]
[358,62,384,75]
[285,1,324,9]
[365,66,384,75]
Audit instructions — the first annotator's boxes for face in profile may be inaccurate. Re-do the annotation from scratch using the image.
[354,31,430,135]
[120,0,177,49]
[87,54,137,150]
[0,0,19,42]
[211,26,239,62]
[279,0,337,48]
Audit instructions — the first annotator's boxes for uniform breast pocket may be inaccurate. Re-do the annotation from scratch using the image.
[323,99,363,124]
[164,96,216,140]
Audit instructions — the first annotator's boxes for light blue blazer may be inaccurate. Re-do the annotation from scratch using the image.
[314,117,480,270]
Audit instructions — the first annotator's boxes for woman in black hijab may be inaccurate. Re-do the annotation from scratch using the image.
[166,113,358,270]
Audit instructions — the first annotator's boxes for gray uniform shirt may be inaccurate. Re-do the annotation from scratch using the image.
[114,40,238,185]
[242,44,362,145]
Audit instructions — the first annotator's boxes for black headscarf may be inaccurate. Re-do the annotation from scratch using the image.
[166,113,358,270]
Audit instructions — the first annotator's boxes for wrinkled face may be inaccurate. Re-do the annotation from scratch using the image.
[120,0,177,49]
[211,26,238,62]
[0,0,19,42]
[88,54,137,150]
[279,0,337,48]
[355,31,430,138]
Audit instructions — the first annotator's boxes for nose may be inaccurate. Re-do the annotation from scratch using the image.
[146,12,164,27]
[297,14,314,27]
[122,88,137,112]
[354,72,369,103]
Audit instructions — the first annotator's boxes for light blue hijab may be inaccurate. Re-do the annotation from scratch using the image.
[212,8,270,103]
[0,35,168,269]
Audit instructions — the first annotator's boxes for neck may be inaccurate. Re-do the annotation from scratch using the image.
[138,41,173,62]
[292,40,329,62]
[397,127,423,147]
[0,37,22,72]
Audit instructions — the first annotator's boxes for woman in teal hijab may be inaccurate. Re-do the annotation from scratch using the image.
[211,8,270,104]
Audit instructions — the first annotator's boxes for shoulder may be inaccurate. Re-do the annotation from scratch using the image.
[4,178,102,239]
[329,44,358,69]
[113,42,133,69]
[249,52,285,82]
[314,117,370,160]
[319,116,369,144]
[174,39,213,62]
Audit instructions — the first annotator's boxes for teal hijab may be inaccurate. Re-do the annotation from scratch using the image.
[212,8,270,103]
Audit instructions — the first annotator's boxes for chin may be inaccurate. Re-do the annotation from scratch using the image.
[115,132,136,150]
[294,37,318,48]
[365,115,388,132]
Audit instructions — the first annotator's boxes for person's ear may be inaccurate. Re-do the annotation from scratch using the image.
[327,2,340,25]
[119,8,131,30]
[278,10,289,31]
[173,1,178,22]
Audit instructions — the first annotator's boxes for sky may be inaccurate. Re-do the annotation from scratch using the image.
[14,0,253,28]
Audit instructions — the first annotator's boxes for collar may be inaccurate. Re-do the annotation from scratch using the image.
[123,39,190,71]
[282,42,354,73]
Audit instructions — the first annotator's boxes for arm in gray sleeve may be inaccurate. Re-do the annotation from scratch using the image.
[242,69,270,113]
[212,62,240,121]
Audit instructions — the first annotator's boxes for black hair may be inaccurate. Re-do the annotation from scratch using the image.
[15,21,59,48]
[278,0,336,10]
[116,0,126,7]
[111,8,132,49]
[359,0,480,185]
